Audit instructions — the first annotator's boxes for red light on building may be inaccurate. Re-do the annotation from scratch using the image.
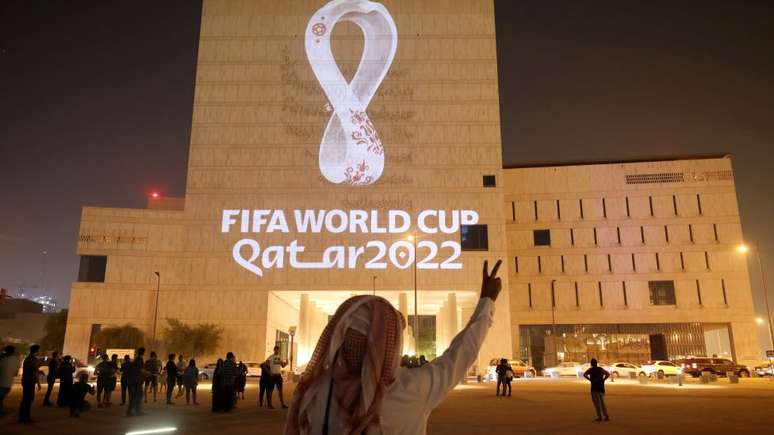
[151,192,160,198]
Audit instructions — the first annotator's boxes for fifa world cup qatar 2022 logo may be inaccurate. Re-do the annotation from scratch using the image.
[305,0,398,186]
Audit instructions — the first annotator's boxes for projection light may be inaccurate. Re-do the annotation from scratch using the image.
[736,244,750,254]
[126,428,177,435]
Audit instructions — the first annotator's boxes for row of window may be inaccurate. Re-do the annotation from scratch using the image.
[514,250,728,275]
[524,279,727,309]
[530,223,731,248]
[510,193,735,222]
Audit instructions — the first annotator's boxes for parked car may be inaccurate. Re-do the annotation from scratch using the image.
[245,362,262,377]
[199,363,217,381]
[485,359,536,380]
[676,357,750,377]
[603,362,642,379]
[752,362,774,377]
[543,362,582,377]
[641,360,682,377]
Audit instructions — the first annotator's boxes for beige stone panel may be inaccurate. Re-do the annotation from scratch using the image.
[634,253,657,273]
[651,195,676,218]
[730,321,762,365]
[692,223,717,244]
[625,281,647,309]
[63,322,92,363]
[510,282,531,311]
[530,282,551,311]
[508,230,533,250]
[587,254,609,274]
[581,197,604,220]
[701,192,738,217]
[676,193,701,217]
[627,195,651,219]
[573,227,595,247]
[578,281,601,311]
[536,199,558,222]
[558,199,581,221]
[667,224,691,245]
[551,228,572,248]
[682,251,708,272]
[620,225,642,247]
[643,225,667,246]
[715,223,743,244]
[611,253,633,273]
[542,255,562,275]
[564,255,585,275]
[605,197,627,219]
[597,226,619,247]
[601,281,625,310]
[698,279,724,308]
[659,252,683,273]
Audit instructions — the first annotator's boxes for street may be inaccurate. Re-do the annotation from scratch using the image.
[1,377,773,434]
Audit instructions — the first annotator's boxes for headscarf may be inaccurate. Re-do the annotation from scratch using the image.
[285,295,405,435]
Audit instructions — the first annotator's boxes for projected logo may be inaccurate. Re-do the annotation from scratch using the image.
[305,0,397,186]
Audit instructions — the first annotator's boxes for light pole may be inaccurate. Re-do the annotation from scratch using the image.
[152,271,161,344]
[739,243,774,351]
[550,279,557,336]
[408,234,419,355]
[288,326,296,373]
[372,275,377,296]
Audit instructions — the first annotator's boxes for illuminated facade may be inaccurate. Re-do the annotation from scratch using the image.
[504,158,762,368]
[63,1,761,370]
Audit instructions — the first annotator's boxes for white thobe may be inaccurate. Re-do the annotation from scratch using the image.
[300,297,494,435]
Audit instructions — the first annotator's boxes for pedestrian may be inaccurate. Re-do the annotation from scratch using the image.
[183,359,199,405]
[0,345,19,417]
[69,372,95,417]
[583,358,610,422]
[125,347,146,417]
[120,354,131,405]
[176,354,186,398]
[42,351,59,406]
[211,358,224,412]
[19,344,41,423]
[95,353,116,407]
[107,354,119,405]
[236,360,247,400]
[56,355,75,408]
[495,358,513,397]
[265,346,288,409]
[165,353,177,405]
[284,259,502,435]
[143,351,161,403]
[258,361,274,408]
[221,352,237,412]
[419,355,428,366]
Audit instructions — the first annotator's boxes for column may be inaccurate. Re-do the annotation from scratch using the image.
[298,294,311,364]
[399,293,411,355]
[446,293,458,347]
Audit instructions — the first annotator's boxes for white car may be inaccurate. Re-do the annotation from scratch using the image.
[604,362,642,379]
[199,363,217,380]
[641,360,682,377]
[244,362,262,377]
[543,362,582,377]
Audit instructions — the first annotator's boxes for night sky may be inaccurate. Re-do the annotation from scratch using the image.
[1,1,773,341]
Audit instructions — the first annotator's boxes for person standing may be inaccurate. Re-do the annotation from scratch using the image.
[95,353,116,407]
[496,358,513,397]
[125,347,146,417]
[0,345,19,417]
[165,353,178,405]
[175,354,186,398]
[183,359,199,405]
[106,354,119,405]
[19,344,41,423]
[120,354,131,405]
[265,346,288,409]
[583,358,610,422]
[56,355,75,407]
[211,358,224,413]
[221,353,237,412]
[42,351,59,406]
[143,352,161,403]
[258,361,274,408]
[236,361,247,400]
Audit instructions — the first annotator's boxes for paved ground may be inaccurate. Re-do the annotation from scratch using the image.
[2,377,773,434]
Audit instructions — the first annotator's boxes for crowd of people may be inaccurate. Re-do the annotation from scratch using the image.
[0,342,293,423]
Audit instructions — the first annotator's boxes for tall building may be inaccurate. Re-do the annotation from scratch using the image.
[504,157,761,367]
[62,1,761,370]
[64,0,512,370]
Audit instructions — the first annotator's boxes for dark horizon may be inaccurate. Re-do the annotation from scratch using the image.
[1,0,772,349]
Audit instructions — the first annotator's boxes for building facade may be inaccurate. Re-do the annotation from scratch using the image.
[504,158,761,368]
[62,0,761,370]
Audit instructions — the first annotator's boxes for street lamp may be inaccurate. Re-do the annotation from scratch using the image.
[288,326,296,373]
[738,242,774,351]
[407,234,419,355]
[152,271,161,343]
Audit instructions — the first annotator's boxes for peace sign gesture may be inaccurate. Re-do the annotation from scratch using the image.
[480,259,503,302]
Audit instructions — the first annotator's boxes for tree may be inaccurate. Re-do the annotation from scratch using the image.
[93,324,145,350]
[39,309,68,353]
[162,318,222,358]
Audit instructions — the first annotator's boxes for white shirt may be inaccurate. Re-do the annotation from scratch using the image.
[298,297,494,435]
[0,354,20,389]
[267,354,284,375]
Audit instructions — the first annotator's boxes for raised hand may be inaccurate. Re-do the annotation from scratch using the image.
[480,259,503,302]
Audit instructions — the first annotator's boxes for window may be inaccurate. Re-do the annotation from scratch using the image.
[533,229,551,246]
[514,256,519,273]
[528,283,533,308]
[511,202,516,221]
[460,225,488,251]
[696,280,703,305]
[78,255,107,282]
[575,282,580,307]
[623,282,628,307]
[482,175,496,187]
[649,281,676,305]
[721,279,728,305]
[598,282,604,307]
